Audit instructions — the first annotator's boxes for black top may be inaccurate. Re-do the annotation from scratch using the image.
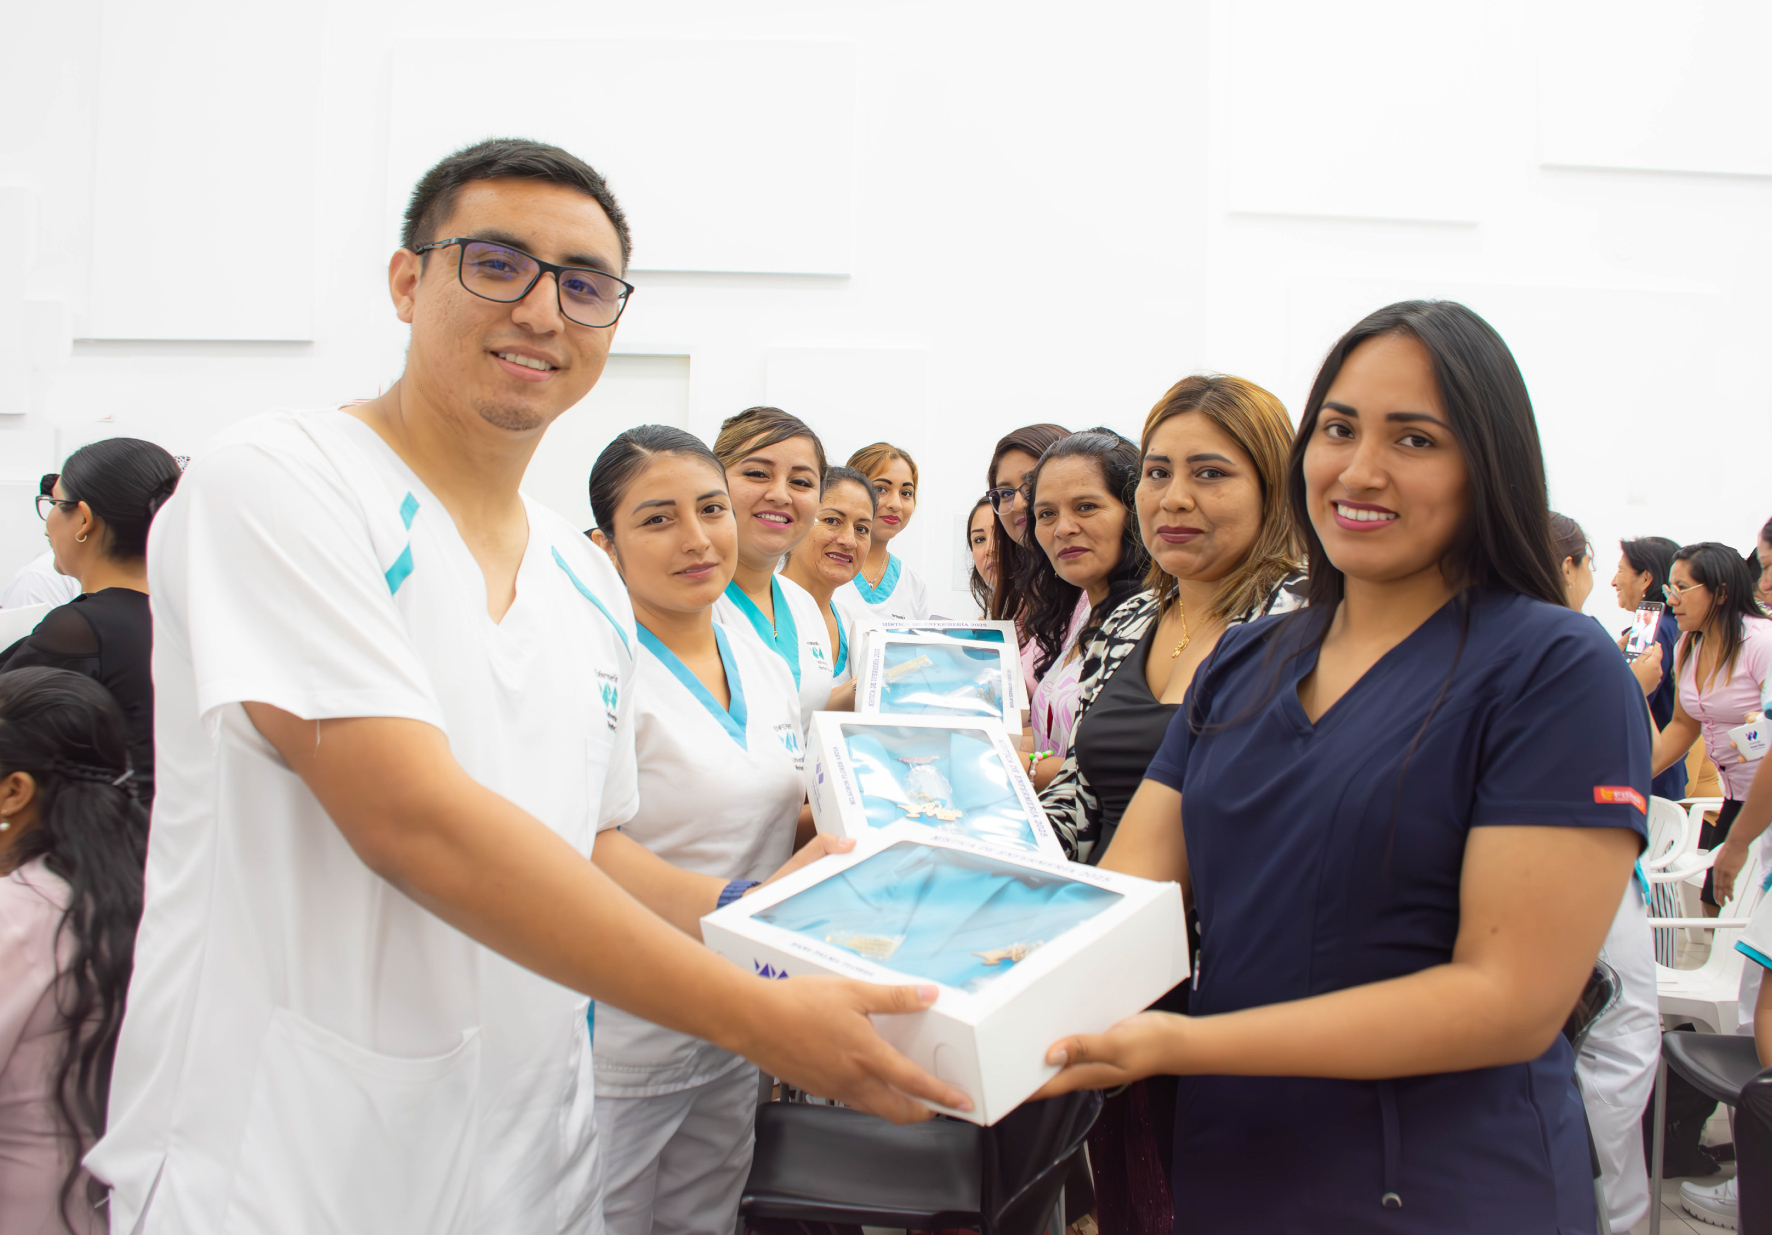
[1645,610,1688,800]
[0,588,155,801]
[1071,623,1176,864]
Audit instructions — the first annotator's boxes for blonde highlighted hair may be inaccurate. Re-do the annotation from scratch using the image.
[1141,374,1300,621]
[846,441,917,486]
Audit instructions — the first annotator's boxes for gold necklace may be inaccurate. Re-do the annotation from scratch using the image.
[1171,600,1192,659]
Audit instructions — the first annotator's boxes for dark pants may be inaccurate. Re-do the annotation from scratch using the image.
[1700,798,1744,907]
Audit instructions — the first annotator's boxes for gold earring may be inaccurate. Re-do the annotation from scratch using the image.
[76,532,87,543]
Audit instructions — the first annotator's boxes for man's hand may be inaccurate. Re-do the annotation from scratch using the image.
[732,976,973,1123]
[1712,836,1752,906]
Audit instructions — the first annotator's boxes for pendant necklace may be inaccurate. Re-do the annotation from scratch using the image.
[1171,599,1193,659]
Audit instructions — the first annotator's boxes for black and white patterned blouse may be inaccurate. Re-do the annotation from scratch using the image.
[1038,571,1308,859]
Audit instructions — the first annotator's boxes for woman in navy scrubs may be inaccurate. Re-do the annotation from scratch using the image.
[1038,300,1650,1233]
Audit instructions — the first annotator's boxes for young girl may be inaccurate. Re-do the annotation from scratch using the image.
[1018,429,1149,790]
[586,425,813,1235]
[1037,300,1648,1233]
[836,442,930,623]
[0,667,149,1235]
[782,466,876,703]
[708,406,842,716]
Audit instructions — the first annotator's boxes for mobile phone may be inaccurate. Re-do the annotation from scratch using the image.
[1624,601,1663,662]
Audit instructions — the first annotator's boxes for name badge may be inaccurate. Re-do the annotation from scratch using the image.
[1729,719,1770,761]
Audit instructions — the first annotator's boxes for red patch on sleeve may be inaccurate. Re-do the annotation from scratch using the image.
[1593,786,1646,813]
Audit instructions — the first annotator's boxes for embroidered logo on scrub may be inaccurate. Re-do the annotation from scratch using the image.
[1593,786,1646,813]
[597,672,619,732]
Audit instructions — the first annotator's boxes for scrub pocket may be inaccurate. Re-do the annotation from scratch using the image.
[223,1008,481,1235]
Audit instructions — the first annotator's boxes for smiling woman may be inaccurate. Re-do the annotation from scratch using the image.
[837,442,931,624]
[782,466,876,693]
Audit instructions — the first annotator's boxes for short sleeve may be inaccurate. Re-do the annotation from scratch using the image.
[1471,618,1651,839]
[1145,685,1206,792]
[0,602,98,668]
[1736,885,1772,971]
[151,429,443,728]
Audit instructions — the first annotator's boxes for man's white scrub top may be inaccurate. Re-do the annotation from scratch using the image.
[592,621,803,1099]
[713,574,834,718]
[88,411,639,1235]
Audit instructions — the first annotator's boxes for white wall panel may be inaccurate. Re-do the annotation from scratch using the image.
[89,0,319,340]
[1538,0,1772,178]
[386,39,857,275]
[522,353,691,533]
[1222,0,1492,222]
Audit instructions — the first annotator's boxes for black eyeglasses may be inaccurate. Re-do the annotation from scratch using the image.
[986,486,1021,511]
[414,238,634,328]
[36,475,76,520]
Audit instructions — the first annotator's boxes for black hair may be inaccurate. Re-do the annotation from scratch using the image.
[1287,299,1566,612]
[966,495,995,617]
[985,423,1072,623]
[587,425,726,541]
[713,407,828,476]
[1548,513,1589,568]
[57,438,182,563]
[1671,542,1765,682]
[1620,535,1680,597]
[1017,428,1150,679]
[402,138,632,271]
[820,465,877,513]
[0,667,148,1228]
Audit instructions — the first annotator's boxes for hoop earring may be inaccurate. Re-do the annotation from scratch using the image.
[0,816,10,832]
[76,532,87,543]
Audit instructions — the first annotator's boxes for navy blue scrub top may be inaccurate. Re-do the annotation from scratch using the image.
[1145,588,1649,1234]
[1644,610,1689,801]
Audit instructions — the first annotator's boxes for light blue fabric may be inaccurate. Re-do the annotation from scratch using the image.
[384,491,418,595]
[832,602,848,676]
[722,578,800,688]
[852,553,903,605]
[637,624,748,749]
[755,841,1120,992]
[840,723,1039,850]
[1737,941,1772,971]
[877,642,1006,720]
[551,546,631,655]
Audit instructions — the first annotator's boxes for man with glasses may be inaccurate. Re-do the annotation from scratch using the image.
[89,138,965,1235]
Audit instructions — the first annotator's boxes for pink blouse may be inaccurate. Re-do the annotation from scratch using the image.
[1030,596,1094,758]
[1677,615,1772,800]
[0,859,104,1234]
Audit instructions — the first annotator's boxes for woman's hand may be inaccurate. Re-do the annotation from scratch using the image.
[824,680,858,712]
[1630,642,1663,697]
[1031,1011,1187,1097]
[760,832,855,891]
[1711,836,1752,906]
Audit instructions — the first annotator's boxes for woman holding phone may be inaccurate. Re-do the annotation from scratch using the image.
[1037,301,1648,1233]
[1611,535,1688,801]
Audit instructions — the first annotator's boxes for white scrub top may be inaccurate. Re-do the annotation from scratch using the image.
[89,411,639,1235]
[593,620,803,1098]
[834,552,930,625]
[714,573,835,716]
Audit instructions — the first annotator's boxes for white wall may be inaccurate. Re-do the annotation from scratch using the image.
[2,0,1767,622]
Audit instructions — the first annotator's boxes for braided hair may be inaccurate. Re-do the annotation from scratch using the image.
[0,667,148,1228]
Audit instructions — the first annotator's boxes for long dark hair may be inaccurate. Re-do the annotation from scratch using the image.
[588,424,726,542]
[985,423,1071,623]
[0,667,148,1227]
[966,495,995,616]
[1672,541,1764,684]
[1621,536,1679,597]
[58,438,183,562]
[1017,429,1149,679]
[1287,300,1566,612]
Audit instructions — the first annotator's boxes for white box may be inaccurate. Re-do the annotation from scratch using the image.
[701,823,1188,1125]
[805,713,1062,857]
[854,632,1021,728]
[853,619,1027,708]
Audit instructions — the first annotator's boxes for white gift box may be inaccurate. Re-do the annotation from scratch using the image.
[805,712,1063,857]
[701,822,1188,1125]
[853,619,1028,709]
[854,631,1021,728]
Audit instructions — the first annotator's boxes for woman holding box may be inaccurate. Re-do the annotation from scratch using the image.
[586,426,821,1235]
[1038,301,1649,1233]
[836,442,931,624]
[710,406,842,717]
[783,466,876,699]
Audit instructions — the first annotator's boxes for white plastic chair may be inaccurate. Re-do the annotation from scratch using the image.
[1652,843,1765,1034]
[1644,796,1692,872]
[0,602,53,650]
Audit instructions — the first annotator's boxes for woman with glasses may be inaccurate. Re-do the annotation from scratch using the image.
[1642,543,1772,913]
[1,440,181,805]
[1017,429,1149,792]
[984,425,1072,694]
[835,442,930,624]
[709,407,841,720]
[1038,301,1649,1234]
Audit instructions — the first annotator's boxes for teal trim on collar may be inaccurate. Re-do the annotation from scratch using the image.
[551,547,631,655]
[638,624,748,749]
[852,553,902,605]
[1737,940,1772,972]
[832,602,848,675]
[723,578,801,689]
